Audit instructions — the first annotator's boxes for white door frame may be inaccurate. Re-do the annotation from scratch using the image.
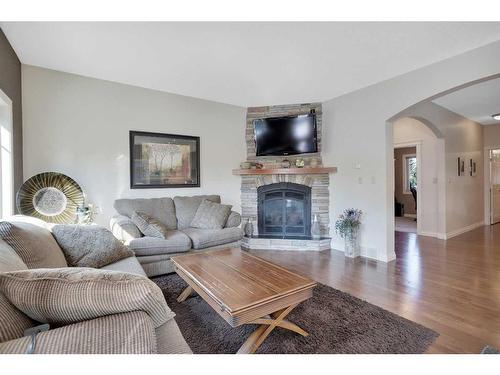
[484,146,500,225]
[394,141,422,235]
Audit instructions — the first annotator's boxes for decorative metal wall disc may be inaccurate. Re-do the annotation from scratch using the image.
[16,172,85,224]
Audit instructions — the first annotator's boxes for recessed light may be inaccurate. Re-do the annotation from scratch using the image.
[493,113,500,121]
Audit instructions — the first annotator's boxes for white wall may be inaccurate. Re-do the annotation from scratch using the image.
[483,124,500,149]
[434,105,484,236]
[393,117,444,238]
[322,41,500,261]
[22,65,246,226]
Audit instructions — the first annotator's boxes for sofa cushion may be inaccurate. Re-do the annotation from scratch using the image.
[0,293,36,343]
[225,211,242,228]
[135,253,187,277]
[131,211,168,238]
[110,215,142,243]
[128,231,191,256]
[0,267,175,328]
[173,195,221,230]
[182,227,244,250]
[52,225,134,268]
[190,200,232,230]
[100,256,147,277]
[114,198,177,230]
[0,238,28,273]
[155,319,193,354]
[0,220,67,269]
[0,311,157,354]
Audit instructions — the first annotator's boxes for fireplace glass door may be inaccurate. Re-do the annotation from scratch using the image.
[258,182,311,237]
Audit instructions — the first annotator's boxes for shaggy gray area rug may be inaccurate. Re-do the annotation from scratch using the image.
[152,273,438,354]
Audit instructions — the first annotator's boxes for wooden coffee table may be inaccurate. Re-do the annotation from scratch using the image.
[171,248,316,354]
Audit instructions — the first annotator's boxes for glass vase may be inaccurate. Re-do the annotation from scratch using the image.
[311,214,321,239]
[244,218,254,237]
[344,229,360,258]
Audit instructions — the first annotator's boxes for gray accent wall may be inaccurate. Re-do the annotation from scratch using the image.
[0,28,23,211]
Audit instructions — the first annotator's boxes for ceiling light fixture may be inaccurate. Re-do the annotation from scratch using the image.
[493,114,500,121]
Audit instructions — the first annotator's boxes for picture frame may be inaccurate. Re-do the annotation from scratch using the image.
[129,131,200,189]
[470,158,477,177]
[458,157,465,176]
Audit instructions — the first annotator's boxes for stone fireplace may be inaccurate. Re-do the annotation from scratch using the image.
[234,102,335,251]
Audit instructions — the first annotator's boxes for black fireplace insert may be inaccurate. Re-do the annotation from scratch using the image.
[257,182,311,238]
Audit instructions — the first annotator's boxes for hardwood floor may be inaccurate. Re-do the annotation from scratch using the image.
[249,225,500,353]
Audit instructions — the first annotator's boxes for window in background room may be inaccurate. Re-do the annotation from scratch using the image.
[403,154,417,194]
[0,90,13,218]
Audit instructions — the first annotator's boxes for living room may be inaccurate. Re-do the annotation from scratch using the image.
[1,1,500,373]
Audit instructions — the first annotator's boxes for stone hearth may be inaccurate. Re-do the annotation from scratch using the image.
[241,236,331,251]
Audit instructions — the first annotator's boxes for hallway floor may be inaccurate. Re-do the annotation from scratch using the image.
[395,216,417,233]
[250,225,500,353]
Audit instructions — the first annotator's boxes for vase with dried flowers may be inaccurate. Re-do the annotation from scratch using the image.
[334,208,362,257]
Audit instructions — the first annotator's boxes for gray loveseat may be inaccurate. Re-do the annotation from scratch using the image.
[110,195,244,277]
[0,216,191,354]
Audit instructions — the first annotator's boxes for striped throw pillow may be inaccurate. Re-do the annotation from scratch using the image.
[131,212,168,239]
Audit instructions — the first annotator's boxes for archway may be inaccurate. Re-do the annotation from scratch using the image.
[389,115,445,239]
[385,74,500,258]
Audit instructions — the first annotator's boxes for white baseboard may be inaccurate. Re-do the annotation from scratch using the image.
[360,246,378,260]
[418,231,443,239]
[331,245,380,261]
[418,223,483,240]
[404,213,417,218]
[443,221,484,240]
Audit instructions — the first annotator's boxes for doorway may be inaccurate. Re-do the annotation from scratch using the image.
[394,144,418,233]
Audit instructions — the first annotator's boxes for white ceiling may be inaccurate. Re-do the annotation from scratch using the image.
[433,77,500,125]
[3,22,500,107]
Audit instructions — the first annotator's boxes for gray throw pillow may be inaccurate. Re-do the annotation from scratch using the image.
[52,225,134,268]
[190,200,232,230]
[0,219,68,269]
[131,211,168,239]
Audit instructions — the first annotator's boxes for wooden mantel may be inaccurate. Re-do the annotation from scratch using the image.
[232,167,337,176]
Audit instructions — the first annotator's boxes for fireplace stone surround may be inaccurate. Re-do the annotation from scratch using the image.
[236,102,334,251]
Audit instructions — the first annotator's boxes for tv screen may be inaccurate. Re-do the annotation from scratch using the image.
[254,113,318,156]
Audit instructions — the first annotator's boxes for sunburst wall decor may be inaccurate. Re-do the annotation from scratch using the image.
[16,172,85,224]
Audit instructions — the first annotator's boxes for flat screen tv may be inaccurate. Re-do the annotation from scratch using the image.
[253,112,318,156]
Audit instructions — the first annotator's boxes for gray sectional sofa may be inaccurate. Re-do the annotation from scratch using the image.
[110,195,244,277]
[0,216,191,354]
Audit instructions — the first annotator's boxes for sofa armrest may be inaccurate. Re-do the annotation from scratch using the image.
[0,268,174,328]
[110,214,142,243]
[225,211,241,228]
[0,310,157,354]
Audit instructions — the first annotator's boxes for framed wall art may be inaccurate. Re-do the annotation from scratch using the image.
[470,158,477,177]
[130,131,200,188]
[458,157,465,176]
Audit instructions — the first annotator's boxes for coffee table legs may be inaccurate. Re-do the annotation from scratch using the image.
[177,285,195,302]
[237,303,308,354]
[175,286,309,354]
